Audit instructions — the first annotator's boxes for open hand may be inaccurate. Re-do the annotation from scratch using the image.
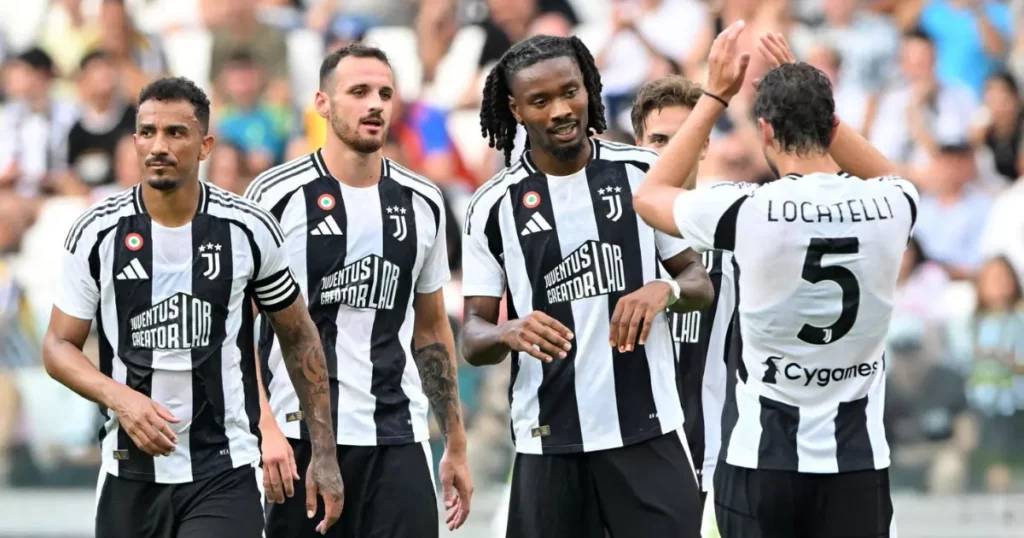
[609,281,673,352]
[439,448,473,530]
[261,424,299,504]
[757,32,796,71]
[113,387,181,457]
[306,448,344,535]
[705,20,752,102]
[499,311,574,363]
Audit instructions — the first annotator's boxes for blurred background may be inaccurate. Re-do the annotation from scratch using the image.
[0,0,1022,536]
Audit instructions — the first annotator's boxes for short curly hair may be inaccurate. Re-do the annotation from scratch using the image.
[753,63,834,156]
[630,75,704,140]
[138,76,211,134]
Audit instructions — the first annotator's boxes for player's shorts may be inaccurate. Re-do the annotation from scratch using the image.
[95,464,264,538]
[506,430,702,538]
[713,462,895,538]
[264,439,438,538]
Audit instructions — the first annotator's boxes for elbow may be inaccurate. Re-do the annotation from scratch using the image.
[41,335,62,380]
[633,192,656,222]
[695,278,716,311]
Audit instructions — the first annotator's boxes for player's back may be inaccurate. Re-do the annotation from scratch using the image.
[718,172,918,473]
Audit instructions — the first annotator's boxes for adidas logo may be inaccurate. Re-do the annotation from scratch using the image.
[116,259,149,281]
[311,215,344,236]
[521,213,553,236]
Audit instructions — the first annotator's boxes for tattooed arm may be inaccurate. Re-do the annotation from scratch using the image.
[414,289,472,528]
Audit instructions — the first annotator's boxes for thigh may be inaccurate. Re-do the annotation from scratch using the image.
[176,466,265,538]
[506,452,604,538]
[814,469,893,538]
[95,471,175,538]
[713,463,805,538]
[355,442,439,538]
[591,432,702,538]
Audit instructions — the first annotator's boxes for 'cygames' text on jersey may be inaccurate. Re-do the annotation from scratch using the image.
[55,183,300,484]
[463,138,690,455]
[246,151,449,446]
[672,173,919,473]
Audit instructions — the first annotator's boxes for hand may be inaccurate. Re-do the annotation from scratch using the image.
[261,423,299,504]
[705,20,752,101]
[306,447,344,535]
[439,448,473,530]
[609,281,673,352]
[499,311,574,363]
[113,386,181,457]
[757,32,795,71]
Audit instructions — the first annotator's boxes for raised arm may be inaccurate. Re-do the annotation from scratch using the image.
[662,249,715,313]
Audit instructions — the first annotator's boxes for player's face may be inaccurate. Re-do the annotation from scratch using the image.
[637,105,706,184]
[134,99,214,191]
[509,56,590,163]
[318,56,394,154]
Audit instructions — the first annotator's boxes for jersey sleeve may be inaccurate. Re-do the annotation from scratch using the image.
[655,230,693,260]
[54,238,99,321]
[249,210,301,313]
[672,182,756,252]
[875,175,919,236]
[461,197,506,298]
[416,201,451,294]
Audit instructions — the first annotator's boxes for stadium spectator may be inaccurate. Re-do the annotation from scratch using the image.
[215,50,292,172]
[206,0,290,87]
[806,43,870,134]
[971,71,1024,183]
[205,141,252,195]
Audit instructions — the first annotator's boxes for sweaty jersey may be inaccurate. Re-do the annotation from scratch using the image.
[246,151,449,446]
[672,172,919,473]
[463,138,690,455]
[55,183,300,483]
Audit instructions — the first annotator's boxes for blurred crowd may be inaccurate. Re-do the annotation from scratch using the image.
[0,0,1022,508]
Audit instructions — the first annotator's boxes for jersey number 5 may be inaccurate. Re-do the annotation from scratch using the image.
[798,237,860,345]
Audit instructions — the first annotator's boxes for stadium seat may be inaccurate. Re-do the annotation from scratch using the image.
[287,28,327,110]
[362,26,423,101]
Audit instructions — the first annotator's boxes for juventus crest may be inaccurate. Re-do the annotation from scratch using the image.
[198,243,222,280]
[386,205,407,241]
[598,186,624,222]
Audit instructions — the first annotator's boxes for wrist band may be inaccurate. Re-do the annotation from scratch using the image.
[703,91,729,108]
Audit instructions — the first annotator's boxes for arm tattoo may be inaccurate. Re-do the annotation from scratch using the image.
[412,342,461,442]
[269,302,334,448]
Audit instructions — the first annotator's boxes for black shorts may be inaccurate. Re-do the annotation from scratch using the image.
[506,431,702,538]
[95,465,264,538]
[713,462,894,538]
[264,439,438,538]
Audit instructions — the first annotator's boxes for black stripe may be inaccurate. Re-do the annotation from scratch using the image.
[113,214,155,479]
[835,394,874,472]
[189,214,234,477]
[300,177,344,442]
[249,156,316,202]
[64,190,133,250]
[66,193,135,253]
[258,198,293,394]
[757,395,800,471]
[902,192,917,230]
[389,160,443,197]
[134,184,146,214]
[713,195,748,251]
[369,177,418,444]
[586,160,661,444]
[198,181,210,214]
[91,230,115,435]
[719,258,742,465]
[239,289,262,452]
[209,191,285,245]
[506,291,520,446]
[484,202,504,273]
[511,175,583,453]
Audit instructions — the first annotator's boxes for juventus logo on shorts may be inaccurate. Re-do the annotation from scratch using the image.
[386,206,407,241]
[199,243,222,280]
[598,186,624,222]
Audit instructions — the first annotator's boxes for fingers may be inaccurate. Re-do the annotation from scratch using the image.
[613,301,637,351]
[281,460,296,499]
[264,463,285,504]
[723,19,745,60]
[609,300,627,348]
[737,52,752,81]
[527,321,571,354]
[143,418,177,455]
[637,307,658,347]
[305,475,318,520]
[152,402,181,424]
[517,334,557,362]
[318,491,342,535]
[289,447,300,481]
[453,475,473,528]
[759,34,788,67]
[623,306,646,352]
[531,311,574,341]
[130,422,175,457]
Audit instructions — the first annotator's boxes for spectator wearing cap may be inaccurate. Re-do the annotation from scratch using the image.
[215,50,292,173]
[0,47,78,199]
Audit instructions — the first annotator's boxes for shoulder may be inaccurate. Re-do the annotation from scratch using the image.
[64,186,140,254]
[464,161,532,232]
[205,183,285,246]
[866,174,919,201]
[243,152,321,207]
[386,159,445,209]
[593,138,660,170]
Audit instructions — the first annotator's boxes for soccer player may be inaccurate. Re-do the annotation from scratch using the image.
[461,35,714,538]
[245,44,472,538]
[631,75,737,536]
[42,77,343,538]
[634,24,916,537]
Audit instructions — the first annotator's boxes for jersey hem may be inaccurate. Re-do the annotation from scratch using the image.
[100,458,259,484]
[513,427,672,455]
[721,457,891,474]
[283,432,430,446]
[460,284,505,298]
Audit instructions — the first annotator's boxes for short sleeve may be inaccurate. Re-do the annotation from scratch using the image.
[54,244,99,320]
[875,175,919,236]
[416,203,451,294]
[250,211,300,312]
[655,230,692,260]
[461,199,506,298]
[672,182,755,253]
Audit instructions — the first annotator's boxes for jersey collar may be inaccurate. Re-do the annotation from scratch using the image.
[313,148,389,182]
[132,181,210,217]
[520,137,598,175]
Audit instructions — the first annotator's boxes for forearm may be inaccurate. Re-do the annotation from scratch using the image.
[413,332,467,452]
[253,351,279,430]
[829,119,897,179]
[670,265,714,313]
[271,313,334,450]
[461,316,510,366]
[43,336,125,409]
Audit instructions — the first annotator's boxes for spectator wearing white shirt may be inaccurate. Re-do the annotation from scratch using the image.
[807,43,869,134]
[979,145,1024,286]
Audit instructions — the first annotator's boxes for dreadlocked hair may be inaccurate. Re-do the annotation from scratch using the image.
[480,35,607,166]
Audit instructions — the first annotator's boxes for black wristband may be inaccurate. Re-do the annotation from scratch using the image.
[703,91,729,108]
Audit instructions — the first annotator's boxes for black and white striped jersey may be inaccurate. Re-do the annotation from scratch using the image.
[54,182,300,484]
[462,138,690,455]
[245,150,449,446]
[671,247,735,491]
[672,173,919,473]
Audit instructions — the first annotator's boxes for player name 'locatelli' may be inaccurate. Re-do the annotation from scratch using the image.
[766,196,895,223]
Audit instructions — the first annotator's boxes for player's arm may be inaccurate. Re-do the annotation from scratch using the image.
[252,303,299,505]
[662,248,715,313]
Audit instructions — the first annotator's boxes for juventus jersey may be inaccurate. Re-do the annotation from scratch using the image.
[462,138,690,455]
[672,172,919,473]
[671,248,735,491]
[54,182,300,484]
[246,151,449,446]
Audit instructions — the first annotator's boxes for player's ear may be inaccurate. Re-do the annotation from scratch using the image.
[830,114,840,144]
[199,134,215,161]
[315,90,330,120]
[508,96,523,125]
[758,118,774,148]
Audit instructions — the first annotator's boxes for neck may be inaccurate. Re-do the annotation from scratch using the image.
[143,178,201,227]
[532,143,591,177]
[28,93,50,114]
[773,150,841,178]
[88,94,116,115]
[322,135,383,187]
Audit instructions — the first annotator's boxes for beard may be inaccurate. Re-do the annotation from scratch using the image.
[330,106,386,154]
[147,178,180,191]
